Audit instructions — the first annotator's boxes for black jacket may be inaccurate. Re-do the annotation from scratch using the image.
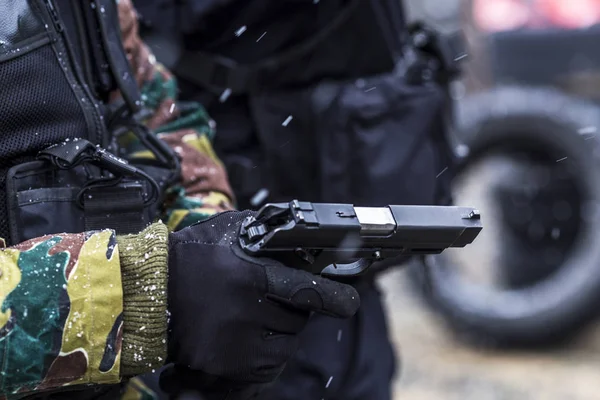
[135,0,405,88]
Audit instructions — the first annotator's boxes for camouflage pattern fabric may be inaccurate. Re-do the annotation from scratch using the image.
[0,1,237,398]
[0,230,123,399]
[116,0,235,232]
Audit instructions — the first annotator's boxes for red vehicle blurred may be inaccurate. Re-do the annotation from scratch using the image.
[467,0,600,99]
[474,0,600,31]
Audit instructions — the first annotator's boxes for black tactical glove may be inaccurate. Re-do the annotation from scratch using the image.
[161,210,360,399]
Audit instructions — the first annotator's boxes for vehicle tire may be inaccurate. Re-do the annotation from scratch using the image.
[409,86,600,348]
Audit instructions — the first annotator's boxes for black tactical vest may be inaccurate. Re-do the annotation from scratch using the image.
[0,0,178,246]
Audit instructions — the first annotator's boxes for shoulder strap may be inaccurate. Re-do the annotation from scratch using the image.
[93,0,142,113]
[173,0,362,94]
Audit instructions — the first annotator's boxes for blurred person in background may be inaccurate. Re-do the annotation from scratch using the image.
[134,0,460,399]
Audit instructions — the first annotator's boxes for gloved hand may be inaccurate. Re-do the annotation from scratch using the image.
[161,210,360,399]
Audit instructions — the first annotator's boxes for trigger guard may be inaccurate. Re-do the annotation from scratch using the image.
[321,259,374,278]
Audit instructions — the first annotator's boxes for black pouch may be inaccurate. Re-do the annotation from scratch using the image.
[314,71,447,206]
[247,17,465,207]
[248,65,449,207]
[6,140,161,244]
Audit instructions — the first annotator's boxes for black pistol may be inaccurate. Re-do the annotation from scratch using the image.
[239,200,482,278]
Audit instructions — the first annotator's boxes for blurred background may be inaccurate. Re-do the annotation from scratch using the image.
[387,0,600,398]
[137,0,600,398]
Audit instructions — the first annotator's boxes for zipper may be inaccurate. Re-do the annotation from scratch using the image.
[43,0,108,147]
[44,0,63,32]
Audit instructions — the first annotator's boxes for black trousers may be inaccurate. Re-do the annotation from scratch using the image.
[257,281,397,400]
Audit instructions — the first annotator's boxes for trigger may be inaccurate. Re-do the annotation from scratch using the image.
[321,259,373,278]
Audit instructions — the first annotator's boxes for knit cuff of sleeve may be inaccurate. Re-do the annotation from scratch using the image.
[117,222,169,377]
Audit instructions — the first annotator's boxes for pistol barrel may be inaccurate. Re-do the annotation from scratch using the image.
[240,200,482,255]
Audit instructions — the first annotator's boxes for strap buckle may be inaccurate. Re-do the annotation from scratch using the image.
[408,22,468,84]
[37,139,161,207]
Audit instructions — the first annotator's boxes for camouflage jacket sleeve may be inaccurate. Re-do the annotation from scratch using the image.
[116,0,237,232]
[0,223,169,398]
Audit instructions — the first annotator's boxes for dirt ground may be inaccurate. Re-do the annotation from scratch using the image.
[380,270,600,400]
